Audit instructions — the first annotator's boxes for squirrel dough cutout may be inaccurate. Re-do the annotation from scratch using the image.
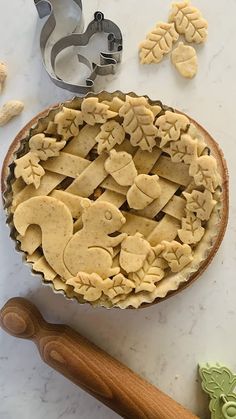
[14,197,127,280]
[64,199,127,278]
[13,196,73,280]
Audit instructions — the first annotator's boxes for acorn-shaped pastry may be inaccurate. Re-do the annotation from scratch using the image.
[127,174,161,210]
[120,233,151,273]
[104,149,137,186]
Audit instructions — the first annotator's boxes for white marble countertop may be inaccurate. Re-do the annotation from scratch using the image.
[0,0,235,418]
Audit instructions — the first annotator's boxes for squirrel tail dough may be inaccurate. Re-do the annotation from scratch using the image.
[13,196,73,280]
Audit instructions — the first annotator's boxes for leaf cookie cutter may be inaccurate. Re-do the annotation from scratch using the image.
[34,0,123,94]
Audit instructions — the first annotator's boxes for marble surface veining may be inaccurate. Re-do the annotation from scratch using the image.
[0,0,236,418]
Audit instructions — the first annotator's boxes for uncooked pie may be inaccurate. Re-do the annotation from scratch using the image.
[3,92,226,308]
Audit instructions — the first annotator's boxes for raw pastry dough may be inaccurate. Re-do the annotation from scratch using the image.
[171,42,198,79]
[139,22,179,64]
[8,93,223,309]
[169,0,208,44]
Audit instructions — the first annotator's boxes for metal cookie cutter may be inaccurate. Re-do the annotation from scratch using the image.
[34,1,123,94]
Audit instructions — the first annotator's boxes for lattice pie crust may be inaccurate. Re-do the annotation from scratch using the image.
[5,93,223,308]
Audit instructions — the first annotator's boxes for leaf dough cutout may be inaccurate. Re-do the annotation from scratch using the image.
[95,120,125,154]
[165,133,198,164]
[169,0,208,44]
[67,272,105,301]
[189,155,221,192]
[139,22,179,64]
[178,211,205,244]
[119,95,158,151]
[29,134,66,161]
[14,152,45,189]
[162,240,193,272]
[156,110,189,147]
[183,189,217,221]
[81,97,117,125]
[54,107,83,140]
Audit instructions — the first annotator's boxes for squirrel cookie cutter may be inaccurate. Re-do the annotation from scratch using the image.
[34,0,123,94]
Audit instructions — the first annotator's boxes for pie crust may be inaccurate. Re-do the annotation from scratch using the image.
[1,92,228,309]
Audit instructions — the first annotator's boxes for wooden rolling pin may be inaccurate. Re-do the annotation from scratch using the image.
[0,298,198,419]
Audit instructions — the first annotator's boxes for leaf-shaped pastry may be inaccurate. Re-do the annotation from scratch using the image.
[103,97,125,113]
[29,134,66,161]
[183,189,217,221]
[66,272,105,302]
[162,240,193,272]
[169,1,208,44]
[81,97,117,126]
[156,110,189,147]
[103,274,135,299]
[178,211,205,244]
[14,152,45,189]
[189,155,221,192]
[139,22,179,64]
[95,120,125,154]
[130,251,165,293]
[54,107,83,140]
[166,133,198,164]
[119,95,158,151]
[171,42,198,79]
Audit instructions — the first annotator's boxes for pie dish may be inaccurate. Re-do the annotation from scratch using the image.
[1,92,228,309]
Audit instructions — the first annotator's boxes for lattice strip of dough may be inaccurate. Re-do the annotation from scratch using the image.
[72,146,163,232]
[147,214,180,246]
[33,256,57,281]
[50,190,83,219]
[66,154,107,197]
[42,152,90,178]
[134,178,179,218]
[162,195,186,220]
[18,225,42,255]
[120,212,158,237]
[14,127,97,253]
[64,124,99,156]
[133,147,162,173]
[12,171,65,209]
[12,178,25,195]
[101,146,162,195]
[151,156,191,186]
[26,250,41,263]
[12,125,97,209]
